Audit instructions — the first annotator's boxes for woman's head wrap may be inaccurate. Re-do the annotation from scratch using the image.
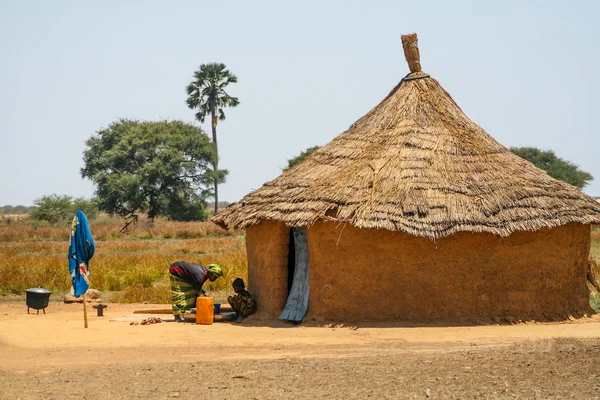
[208,264,222,277]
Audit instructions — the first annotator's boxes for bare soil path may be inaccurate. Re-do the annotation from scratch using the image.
[1,303,599,399]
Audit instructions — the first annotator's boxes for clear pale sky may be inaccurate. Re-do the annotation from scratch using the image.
[1,0,599,206]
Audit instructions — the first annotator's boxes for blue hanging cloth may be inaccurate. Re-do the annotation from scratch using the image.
[279,228,310,322]
[68,210,95,296]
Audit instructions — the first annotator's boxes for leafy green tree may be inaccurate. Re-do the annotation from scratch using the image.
[186,63,239,214]
[511,147,593,189]
[284,146,321,171]
[81,120,223,221]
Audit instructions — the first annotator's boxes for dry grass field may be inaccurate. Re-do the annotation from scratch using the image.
[0,215,247,303]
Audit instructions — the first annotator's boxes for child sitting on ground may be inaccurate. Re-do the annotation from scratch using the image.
[227,278,257,321]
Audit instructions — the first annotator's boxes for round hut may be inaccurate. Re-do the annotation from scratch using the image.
[213,33,600,322]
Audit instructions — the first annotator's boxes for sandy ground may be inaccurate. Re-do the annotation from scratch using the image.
[1,302,600,399]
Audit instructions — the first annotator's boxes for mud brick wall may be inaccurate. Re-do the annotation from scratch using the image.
[245,220,290,317]
[307,222,591,321]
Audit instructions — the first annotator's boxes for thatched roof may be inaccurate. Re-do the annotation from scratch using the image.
[213,33,600,239]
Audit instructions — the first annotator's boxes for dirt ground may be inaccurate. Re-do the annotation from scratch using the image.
[1,302,600,399]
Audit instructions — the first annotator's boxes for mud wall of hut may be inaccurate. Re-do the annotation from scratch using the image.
[245,220,289,317]
[306,222,591,321]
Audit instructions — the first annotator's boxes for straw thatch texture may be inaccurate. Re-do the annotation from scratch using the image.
[213,62,600,240]
[401,33,421,73]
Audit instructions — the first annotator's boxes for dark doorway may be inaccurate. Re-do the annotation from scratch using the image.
[280,228,310,322]
[287,228,296,294]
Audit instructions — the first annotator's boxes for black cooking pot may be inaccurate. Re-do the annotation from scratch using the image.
[26,288,52,313]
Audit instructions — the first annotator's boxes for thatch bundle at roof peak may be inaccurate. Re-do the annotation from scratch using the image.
[401,33,422,73]
[213,33,600,239]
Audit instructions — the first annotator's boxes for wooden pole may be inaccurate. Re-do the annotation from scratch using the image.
[83,294,89,328]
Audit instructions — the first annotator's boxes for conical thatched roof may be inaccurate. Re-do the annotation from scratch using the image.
[213,33,600,239]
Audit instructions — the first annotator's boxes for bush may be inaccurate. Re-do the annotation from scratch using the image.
[29,195,74,225]
[72,197,99,220]
[29,194,99,225]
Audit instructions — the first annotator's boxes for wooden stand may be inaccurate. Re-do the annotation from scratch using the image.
[83,294,88,328]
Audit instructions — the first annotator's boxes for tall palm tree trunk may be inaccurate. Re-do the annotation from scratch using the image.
[211,107,219,214]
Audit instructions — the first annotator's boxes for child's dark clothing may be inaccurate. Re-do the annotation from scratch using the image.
[228,289,257,318]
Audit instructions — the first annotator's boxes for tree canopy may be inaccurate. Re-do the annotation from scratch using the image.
[186,63,240,128]
[81,120,223,221]
[510,147,593,189]
[284,146,321,171]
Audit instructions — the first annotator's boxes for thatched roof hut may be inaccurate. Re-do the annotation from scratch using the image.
[214,34,600,322]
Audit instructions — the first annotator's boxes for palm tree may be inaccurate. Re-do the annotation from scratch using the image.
[186,63,239,214]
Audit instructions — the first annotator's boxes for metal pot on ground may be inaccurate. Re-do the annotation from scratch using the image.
[25,288,52,314]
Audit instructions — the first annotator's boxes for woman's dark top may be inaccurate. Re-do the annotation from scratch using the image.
[169,261,209,290]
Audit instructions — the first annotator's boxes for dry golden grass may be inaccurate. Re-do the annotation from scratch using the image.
[0,214,231,242]
[591,226,600,262]
[110,279,172,304]
[0,216,247,302]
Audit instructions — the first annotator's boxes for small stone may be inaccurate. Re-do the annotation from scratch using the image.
[64,290,102,303]
[85,289,102,300]
[492,316,501,324]
[425,388,431,397]
[63,294,83,304]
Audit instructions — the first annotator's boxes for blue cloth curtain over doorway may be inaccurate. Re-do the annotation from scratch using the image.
[279,227,310,322]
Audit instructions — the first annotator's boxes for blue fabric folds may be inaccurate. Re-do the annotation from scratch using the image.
[279,228,310,322]
[68,210,95,296]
